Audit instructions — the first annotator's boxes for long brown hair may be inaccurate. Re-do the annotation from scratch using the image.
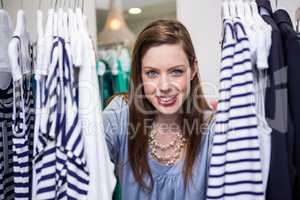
[128,19,211,192]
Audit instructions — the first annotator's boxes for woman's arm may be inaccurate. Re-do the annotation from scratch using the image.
[102,95,128,164]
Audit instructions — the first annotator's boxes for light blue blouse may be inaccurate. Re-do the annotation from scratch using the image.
[103,96,215,200]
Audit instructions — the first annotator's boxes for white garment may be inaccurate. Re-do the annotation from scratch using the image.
[32,37,47,200]
[78,21,116,199]
[247,7,272,192]
[119,47,131,72]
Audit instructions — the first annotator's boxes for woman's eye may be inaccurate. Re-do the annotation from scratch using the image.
[145,71,158,78]
[171,69,184,76]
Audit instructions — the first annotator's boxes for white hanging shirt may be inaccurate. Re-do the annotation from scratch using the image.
[78,24,116,200]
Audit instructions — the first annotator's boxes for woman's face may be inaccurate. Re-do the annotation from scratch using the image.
[141,43,196,115]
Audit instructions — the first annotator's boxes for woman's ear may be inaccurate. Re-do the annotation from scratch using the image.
[191,60,198,81]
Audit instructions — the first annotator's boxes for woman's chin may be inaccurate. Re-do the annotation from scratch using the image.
[155,100,182,115]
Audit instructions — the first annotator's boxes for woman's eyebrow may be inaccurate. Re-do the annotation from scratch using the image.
[143,64,186,70]
[142,66,159,70]
[168,65,185,70]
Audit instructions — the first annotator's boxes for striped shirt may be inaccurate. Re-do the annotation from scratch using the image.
[206,18,264,200]
[10,35,35,200]
[34,36,89,200]
[0,78,15,200]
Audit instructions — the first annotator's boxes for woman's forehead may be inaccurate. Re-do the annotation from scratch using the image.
[141,44,189,69]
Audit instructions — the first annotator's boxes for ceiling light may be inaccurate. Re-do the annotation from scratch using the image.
[98,0,135,47]
[109,18,122,30]
[129,7,142,15]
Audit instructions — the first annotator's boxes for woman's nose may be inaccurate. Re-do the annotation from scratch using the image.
[157,76,172,94]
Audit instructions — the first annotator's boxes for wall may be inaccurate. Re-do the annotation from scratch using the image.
[176,0,300,100]
[3,0,97,44]
[176,0,221,101]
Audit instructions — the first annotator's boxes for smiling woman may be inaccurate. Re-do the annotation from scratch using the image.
[102,19,216,200]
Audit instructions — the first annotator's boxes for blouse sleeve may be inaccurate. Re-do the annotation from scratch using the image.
[102,96,128,164]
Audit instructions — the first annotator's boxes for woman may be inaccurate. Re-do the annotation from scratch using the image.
[103,19,215,200]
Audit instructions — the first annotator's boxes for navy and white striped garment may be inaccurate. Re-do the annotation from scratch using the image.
[0,79,15,200]
[34,36,89,200]
[11,36,35,200]
[12,75,35,200]
[206,18,264,200]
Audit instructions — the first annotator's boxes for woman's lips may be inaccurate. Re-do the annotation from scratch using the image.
[157,95,177,107]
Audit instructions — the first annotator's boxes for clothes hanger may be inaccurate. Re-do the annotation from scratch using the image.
[37,0,43,39]
[58,0,64,37]
[236,0,245,18]
[45,1,54,37]
[68,0,75,36]
[81,0,84,13]
[296,7,300,32]
[75,0,85,63]
[229,0,237,18]
[222,0,230,19]
[14,0,26,37]
[36,0,45,75]
[63,0,69,41]
[244,0,254,22]
[255,0,273,14]
[9,0,26,79]
[81,0,87,35]
[53,0,58,36]
[251,1,261,18]
[68,0,76,47]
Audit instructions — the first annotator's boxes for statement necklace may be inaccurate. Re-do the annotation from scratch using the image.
[149,129,186,166]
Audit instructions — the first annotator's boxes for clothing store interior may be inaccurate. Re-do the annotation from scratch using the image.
[1,0,300,199]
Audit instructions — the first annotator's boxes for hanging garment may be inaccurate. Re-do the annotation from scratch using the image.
[258,6,293,200]
[207,18,264,200]
[11,75,34,200]
[113,60,128,93]
[247,8,273,193]
[9,35,35,200]
[97,59,114,107]
[273,9,300,199]
[34,37,89,200]
[0,77,15,200]
[118,48,131,92]
[98,47,131,103]
[78,29,116,199]
[0,9,14,200]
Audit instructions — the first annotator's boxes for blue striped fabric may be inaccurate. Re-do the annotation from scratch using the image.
[34,36,89,200]
[206,18,264,200]
[11,35,35,200]
[12,76,35,200]
[0,79,15,200]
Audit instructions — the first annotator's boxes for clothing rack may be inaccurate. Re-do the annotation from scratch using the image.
[98,41,125,50]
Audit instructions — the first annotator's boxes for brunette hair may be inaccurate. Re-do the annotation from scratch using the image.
[127,19,211,191]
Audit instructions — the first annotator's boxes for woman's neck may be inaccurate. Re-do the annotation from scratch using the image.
[154,113,181,129]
